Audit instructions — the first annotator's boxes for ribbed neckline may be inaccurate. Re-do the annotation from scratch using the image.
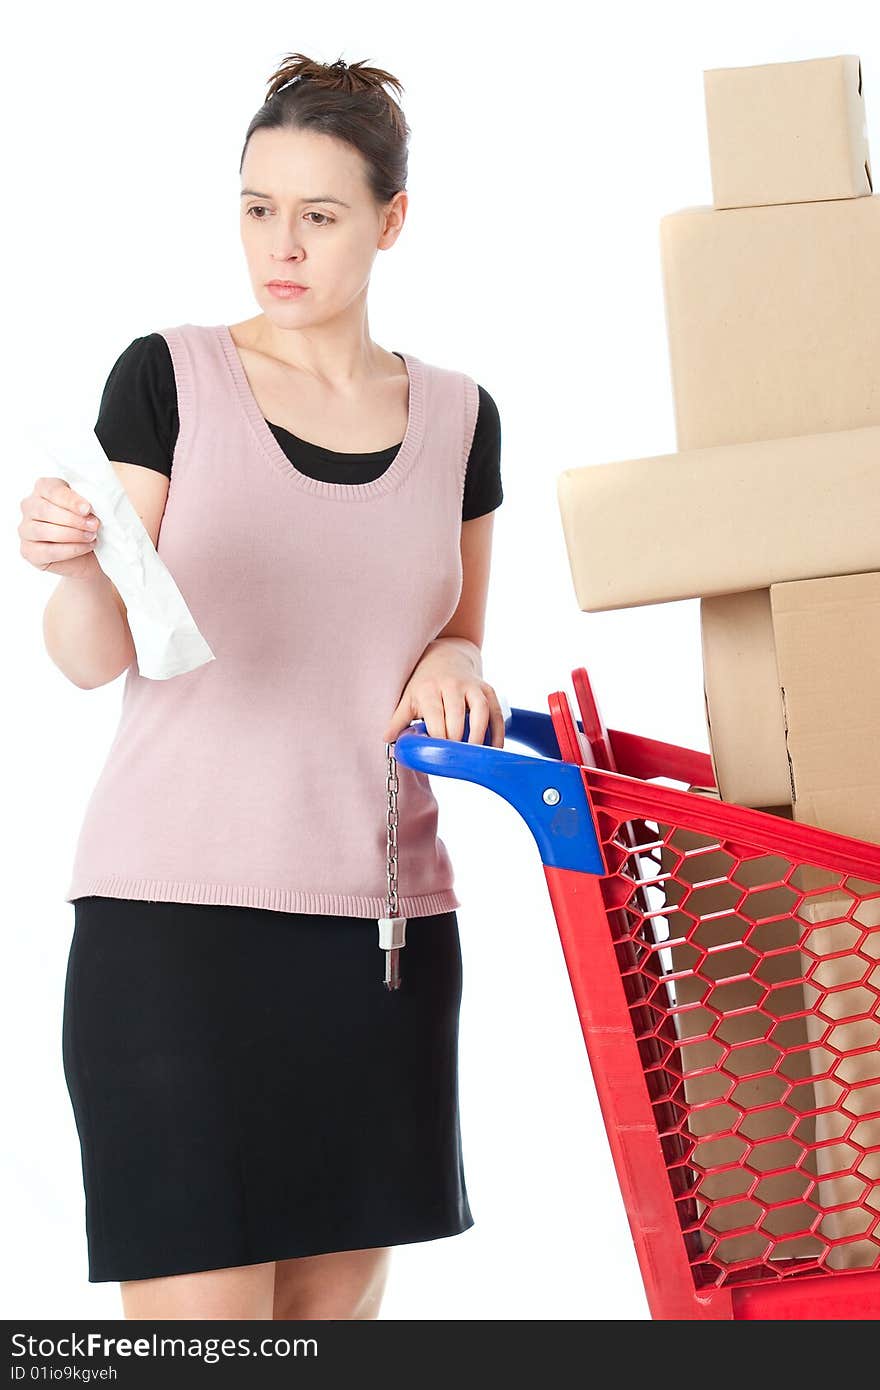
[216,323,425,500]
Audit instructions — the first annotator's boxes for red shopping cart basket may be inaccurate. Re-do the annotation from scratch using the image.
[394,666,880,1320]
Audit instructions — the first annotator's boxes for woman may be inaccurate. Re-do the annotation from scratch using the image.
[19,53,504,1320]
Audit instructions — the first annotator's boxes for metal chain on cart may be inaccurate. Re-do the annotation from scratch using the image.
[378,740,406,990]
[385,740,400,921]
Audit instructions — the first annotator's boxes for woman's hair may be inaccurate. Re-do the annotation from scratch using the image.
[240,54,410,206]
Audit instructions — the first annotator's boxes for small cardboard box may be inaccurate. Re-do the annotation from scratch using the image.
[659,194,880,450]
[555,424,880,613]
[704,55,872,209]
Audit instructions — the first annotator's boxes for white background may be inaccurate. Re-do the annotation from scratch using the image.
[4,0,878,1322]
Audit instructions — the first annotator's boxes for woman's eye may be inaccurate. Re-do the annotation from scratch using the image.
[245,207,333,226]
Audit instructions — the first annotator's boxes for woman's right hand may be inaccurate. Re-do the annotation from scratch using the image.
[19,476,103,579]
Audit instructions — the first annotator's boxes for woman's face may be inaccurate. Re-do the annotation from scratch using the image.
[239,126,405,328]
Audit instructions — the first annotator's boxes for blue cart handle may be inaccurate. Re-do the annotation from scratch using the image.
[392,700,604,875]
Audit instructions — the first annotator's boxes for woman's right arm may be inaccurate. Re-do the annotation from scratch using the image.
[23,463,170,689]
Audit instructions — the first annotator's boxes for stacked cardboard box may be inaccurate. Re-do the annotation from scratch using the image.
[556,55,880,1267]
[659,789,822,1262]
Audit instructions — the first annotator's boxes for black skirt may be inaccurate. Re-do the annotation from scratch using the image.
[62,896,473,1283]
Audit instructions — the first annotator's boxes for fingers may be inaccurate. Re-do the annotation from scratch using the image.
[417,687,447,742]
[440,684,468,743]
[26,536,99,566]
[19,476,101,570]
[20,512,100,544]
[424,683,505,746]
[461,686,499,747]
[460,686,493,746]
[33,476,98,522]
[484,687,507,748]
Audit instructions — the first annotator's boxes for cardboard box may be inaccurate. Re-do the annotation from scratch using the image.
[663,791,821,1261]
[799,907,880,1269]
[770,571,880,1266]
[701,590,791,808]
[770,573,880,844]
[665,794,880,1265]
[556,424,880,613]
[704,55,872,209]
[659,195,880,450]
[758,570,880,902]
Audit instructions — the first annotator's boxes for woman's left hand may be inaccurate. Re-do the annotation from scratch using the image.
[382,640,506,748]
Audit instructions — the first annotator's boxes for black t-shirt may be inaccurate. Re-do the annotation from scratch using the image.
[94,334,503,520]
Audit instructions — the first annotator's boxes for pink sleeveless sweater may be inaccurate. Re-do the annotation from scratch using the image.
[65,322,479,917]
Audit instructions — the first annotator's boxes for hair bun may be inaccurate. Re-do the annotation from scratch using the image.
[266,52,404,104]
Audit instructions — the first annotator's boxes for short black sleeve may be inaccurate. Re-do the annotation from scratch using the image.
[462,385,503,522]
[93,333,177,477]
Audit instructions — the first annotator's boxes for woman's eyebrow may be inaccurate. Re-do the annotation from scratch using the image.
[239,189,350,206]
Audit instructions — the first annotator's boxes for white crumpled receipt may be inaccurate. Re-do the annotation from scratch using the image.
[40,416,215,680]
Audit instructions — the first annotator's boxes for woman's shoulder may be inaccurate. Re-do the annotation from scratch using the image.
[101,331,175,384]
[94,332,178,475]
[409,352,500,423]
[97,332,177,423]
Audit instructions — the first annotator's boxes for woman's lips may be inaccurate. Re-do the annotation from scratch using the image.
[267,283,308,299]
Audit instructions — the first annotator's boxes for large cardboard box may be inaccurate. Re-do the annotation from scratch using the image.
[769,571,880,907]
[663,791,821,1262]
[665,789,880,1266]
[799,908,880,1268]
[704,55,872,209]
[659,195,880,450]
[770,573,880,844]
[770,572,880,1267]
[555,424,880,612]
[701,590,791,808]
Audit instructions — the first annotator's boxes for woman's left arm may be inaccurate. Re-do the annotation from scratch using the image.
[382,512,506,747]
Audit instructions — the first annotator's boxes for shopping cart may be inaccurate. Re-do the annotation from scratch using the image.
[394,667,880,1320]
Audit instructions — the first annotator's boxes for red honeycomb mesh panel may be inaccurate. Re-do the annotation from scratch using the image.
[592,796,880,1290]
